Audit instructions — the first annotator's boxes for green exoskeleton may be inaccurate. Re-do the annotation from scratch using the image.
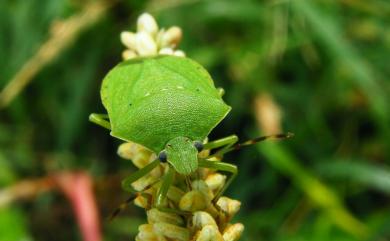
[89,55,291,213]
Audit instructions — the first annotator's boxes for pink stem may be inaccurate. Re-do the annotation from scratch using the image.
[55,172,102,241]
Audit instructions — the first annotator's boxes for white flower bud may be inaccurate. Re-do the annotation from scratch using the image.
[153,222,190,241]
[192,211,218,229]
[159,26,182,48]
[195,225,224,241]
[120,31,137,50]
[156,29,165,47]
[205,173,226,192]
[173,50,186,57]
[132,174,158,191]
[192,180,213,200]
[159,47,174,55]
[122,50,137,60]
[117,142,156,168]
[222,223,244,241]
[134,195,149,209]
[136,224,167,241]
[137,13,159,36]
[135,32,158,56]
[147,208,184,226]
[198,146,210,158]
[179,190,209,212]
[117,142,137,160]
[167,185,185,204]
[217,197,241,217]
[134,188,154,209]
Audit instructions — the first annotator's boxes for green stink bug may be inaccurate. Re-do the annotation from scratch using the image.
[90,55,291,212]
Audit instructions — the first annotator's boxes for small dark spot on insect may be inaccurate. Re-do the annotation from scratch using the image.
[194,141,204,152]
[158,151,167,162]
[167,144,172,148]
[196,88,200,92]
[129,103,132,106]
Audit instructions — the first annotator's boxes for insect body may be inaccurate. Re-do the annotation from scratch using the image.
[90,55,290,212]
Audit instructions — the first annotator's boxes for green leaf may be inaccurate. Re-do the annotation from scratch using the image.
[316,159,390,194]
[0,208,31,241]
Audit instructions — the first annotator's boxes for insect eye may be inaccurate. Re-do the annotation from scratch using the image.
[194,141,204,152]
[158,151,167,162]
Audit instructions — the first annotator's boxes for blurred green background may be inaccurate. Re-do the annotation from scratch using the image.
[0,0,389,240]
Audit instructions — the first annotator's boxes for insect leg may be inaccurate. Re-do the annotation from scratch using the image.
[203,135,239,159]
[89,113,111,130]
[109,187,155,220]
[108,193,136,220]
[122,158,160,192]
[156,165,175,207]
[217,87,225,97]
[198,159,237,202]
[155,166,190,215]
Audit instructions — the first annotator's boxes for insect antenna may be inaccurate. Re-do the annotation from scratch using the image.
[108,194,137,221]
[108,186,155,221]
[228,132,294,153]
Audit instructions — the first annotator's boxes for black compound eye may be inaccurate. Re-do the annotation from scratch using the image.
[158,150,167,162]
[194,141,204,152]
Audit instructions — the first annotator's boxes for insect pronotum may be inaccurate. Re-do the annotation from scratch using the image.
[89,55,292,213]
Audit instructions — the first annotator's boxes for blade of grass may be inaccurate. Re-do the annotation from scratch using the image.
[291,0,390,138]
[316,159,390,194]
[258,142,369,238]
[56,44,103,151]
[0,1,113,109]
